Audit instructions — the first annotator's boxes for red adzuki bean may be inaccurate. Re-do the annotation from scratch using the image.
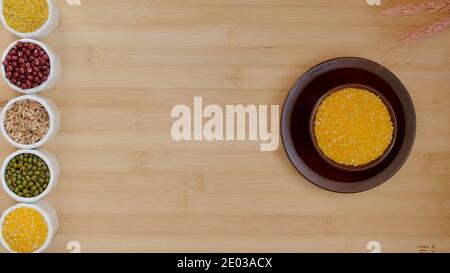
[2,41,51,90]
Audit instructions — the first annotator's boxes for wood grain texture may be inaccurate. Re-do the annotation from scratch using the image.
[0,0,449,253]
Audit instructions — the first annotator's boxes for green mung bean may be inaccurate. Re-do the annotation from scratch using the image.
[5,154,49,198]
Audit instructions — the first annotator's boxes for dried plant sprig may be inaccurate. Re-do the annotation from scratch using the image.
[400,17,450,43]
[383,0,450,15]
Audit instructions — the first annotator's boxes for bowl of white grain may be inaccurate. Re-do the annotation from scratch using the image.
[0,94,60,149]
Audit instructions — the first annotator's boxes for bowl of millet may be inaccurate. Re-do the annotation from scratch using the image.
[0,201,59,253]
[0,0,59,39]
[281,57,416,193]
[310,85,397,172]
[1,39,61,94]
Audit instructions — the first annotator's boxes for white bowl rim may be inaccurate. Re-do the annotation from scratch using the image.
[0,94,56,149]
[0,38,58,94]
[0,0,56,37]
[0,202,54,253]
[0,149,57,203]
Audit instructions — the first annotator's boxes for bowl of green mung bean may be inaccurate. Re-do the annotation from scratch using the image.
[0,0,59,39]
[1,149,59,203]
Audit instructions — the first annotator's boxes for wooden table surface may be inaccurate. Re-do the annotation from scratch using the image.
[0,0,449,253]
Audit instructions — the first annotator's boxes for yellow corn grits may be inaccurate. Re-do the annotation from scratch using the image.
[314,87,394,167]
[2,0,49,33]
[2,207,48,253]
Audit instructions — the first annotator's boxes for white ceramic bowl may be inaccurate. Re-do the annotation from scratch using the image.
[0,201,58,253]
[1,38,61,94]
[0,94,60,149]
[0,0,59,39]
[0,149,59,203]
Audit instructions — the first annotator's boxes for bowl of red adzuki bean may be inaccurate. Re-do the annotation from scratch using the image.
[1,39,61,94]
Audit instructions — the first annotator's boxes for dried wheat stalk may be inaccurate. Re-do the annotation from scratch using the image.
[400,17,450,43]
[4,100,49,145]
[384,0,450,15]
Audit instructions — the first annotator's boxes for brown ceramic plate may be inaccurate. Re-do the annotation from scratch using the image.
[281,57,416,193]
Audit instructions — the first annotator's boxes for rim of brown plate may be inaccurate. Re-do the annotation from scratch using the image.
[281,57,416,193]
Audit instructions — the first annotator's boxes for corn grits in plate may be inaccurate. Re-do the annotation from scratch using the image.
[313,87,394,167]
